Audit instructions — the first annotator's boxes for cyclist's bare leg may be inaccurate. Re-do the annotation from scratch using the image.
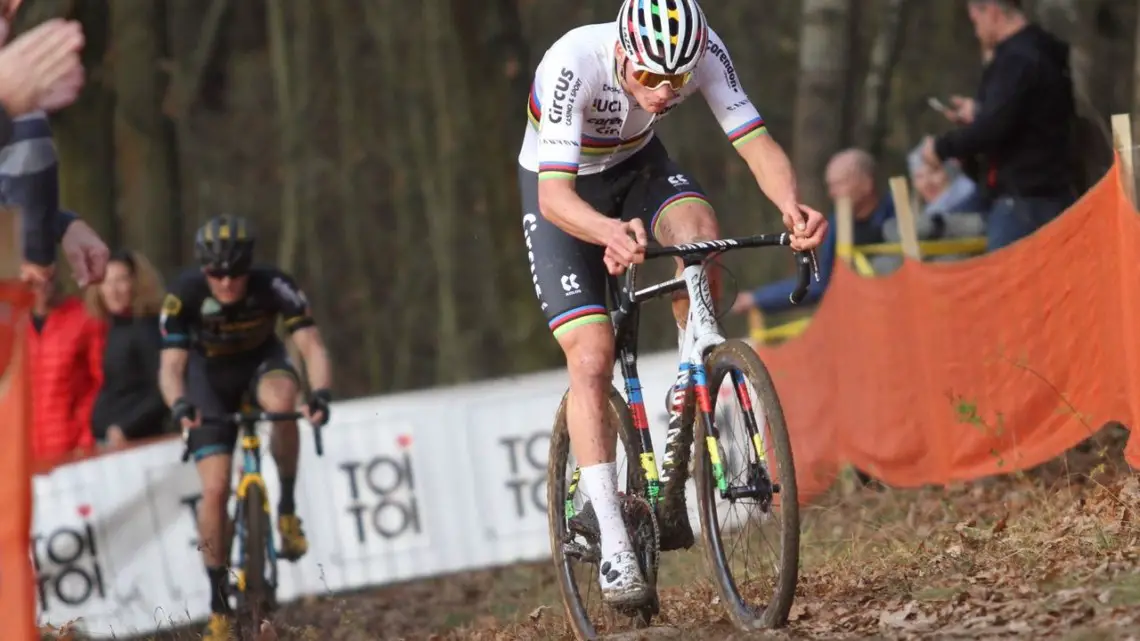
[559,322,618,466]
[196,453,234,611]
[257,371,309,559]
[557,320,647,603]
[654,201,722,330]
[257,372,300,482]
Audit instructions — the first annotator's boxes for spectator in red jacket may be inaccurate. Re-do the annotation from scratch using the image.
[28,271,104,463]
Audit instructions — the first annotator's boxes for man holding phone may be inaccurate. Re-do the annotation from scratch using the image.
[921,0,1075,251]
[928,96,975,125]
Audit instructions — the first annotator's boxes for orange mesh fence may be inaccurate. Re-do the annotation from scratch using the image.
[757,157,1140,503]
[0,282,36,641]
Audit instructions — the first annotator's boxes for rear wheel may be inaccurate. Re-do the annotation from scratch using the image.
[694,339,800,630]
[235,483,277,640]
[547,387,659,640]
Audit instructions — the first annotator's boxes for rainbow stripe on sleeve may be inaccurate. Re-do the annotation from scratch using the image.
[527,85,543,129]
[538,162,579,180]
[727,117,768,148]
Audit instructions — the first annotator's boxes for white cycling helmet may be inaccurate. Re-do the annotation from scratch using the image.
[617,0,709,75]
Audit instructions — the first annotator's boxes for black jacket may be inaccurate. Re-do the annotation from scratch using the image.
[935,24,1075,199]
[91,314,170,441]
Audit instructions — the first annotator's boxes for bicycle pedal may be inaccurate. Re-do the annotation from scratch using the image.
[232,569,246,592]
[568,502,599,541]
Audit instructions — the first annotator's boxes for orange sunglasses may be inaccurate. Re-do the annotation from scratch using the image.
[625,59,692,92]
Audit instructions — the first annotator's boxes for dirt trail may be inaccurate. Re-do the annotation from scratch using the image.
[86,437,1140,641]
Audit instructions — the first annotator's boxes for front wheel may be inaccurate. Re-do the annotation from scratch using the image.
[547,386,659,640]
[234,483,277,639]
[694,339,800,630]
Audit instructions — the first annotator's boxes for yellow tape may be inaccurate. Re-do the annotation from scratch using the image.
[751,317,811,344]
[856,237,987,257]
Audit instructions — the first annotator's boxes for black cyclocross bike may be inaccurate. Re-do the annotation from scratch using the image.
[182,408,324,638]
[547,234,817,640]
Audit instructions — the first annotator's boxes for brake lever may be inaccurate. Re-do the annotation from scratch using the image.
[788,249,820,305]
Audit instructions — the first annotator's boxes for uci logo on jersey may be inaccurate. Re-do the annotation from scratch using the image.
[592,99,621,113]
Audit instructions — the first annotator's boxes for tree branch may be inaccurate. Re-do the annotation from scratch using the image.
[161,0,230,120]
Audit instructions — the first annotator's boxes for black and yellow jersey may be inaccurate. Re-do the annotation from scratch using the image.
[159,265,314,358]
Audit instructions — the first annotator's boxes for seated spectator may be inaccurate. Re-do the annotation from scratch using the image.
[87,250,170,450]
[29,270,103,463]
[877,145,986,269]
[731,148,894,316]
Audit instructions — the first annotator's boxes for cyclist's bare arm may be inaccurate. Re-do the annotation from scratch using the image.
[735,135,800,216]
[269,270,331,393]
[159,347,188,407]
[698,29,823,246]
[290,326,331,392]
[538,180,621,246]
[158,283,195,407]
[531,57,620,246]
[697,30,799,215]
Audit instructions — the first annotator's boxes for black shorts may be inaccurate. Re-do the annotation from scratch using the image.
[519,137,710,338]
[185,340,299,460]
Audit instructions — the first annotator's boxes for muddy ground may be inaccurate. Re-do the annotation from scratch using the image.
[50,433,1140,641]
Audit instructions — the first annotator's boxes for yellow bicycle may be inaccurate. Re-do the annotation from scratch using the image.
[182,408,324,637]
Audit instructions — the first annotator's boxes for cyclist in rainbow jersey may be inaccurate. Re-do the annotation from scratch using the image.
[518,0,827,606]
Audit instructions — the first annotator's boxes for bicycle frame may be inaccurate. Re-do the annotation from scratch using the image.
[186,409,322,594]
[232,414,277,592]
[601,236,817,508]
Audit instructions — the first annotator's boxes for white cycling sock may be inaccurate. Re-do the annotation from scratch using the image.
[579,462,633,561]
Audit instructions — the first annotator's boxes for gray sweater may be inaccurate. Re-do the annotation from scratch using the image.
[0,110,76,265]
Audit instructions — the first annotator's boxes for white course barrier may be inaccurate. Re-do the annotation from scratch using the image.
[35,350,747,637]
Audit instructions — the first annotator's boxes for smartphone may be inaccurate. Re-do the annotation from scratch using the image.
[927,96,949,112]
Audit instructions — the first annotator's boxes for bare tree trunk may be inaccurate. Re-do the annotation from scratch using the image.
[448,0,530,376]
[49,0,117,250]
[290,1,323,290]
[858,0,910,157]
[361,0,423,390]
[327,0,383,391]
[414,0,466,384]
[792,0,855,210]
[110,0,182,274]
[266,0,301,271]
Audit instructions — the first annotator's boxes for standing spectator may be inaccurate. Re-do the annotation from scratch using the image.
[923,0,1076,251]
[88,250,169,450]
[731,148,894,316]
[28,270,104,463]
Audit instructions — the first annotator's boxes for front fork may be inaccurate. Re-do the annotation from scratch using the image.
[694,365,774,503]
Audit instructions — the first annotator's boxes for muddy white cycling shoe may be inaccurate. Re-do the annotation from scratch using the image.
[599,550,650,606]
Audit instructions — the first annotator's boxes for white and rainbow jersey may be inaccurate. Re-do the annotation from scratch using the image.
[518,23,767,180]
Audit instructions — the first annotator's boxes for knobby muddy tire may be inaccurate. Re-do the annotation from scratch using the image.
[547,387,649,640]
[237,483,276,640]
[694,339,800,630]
